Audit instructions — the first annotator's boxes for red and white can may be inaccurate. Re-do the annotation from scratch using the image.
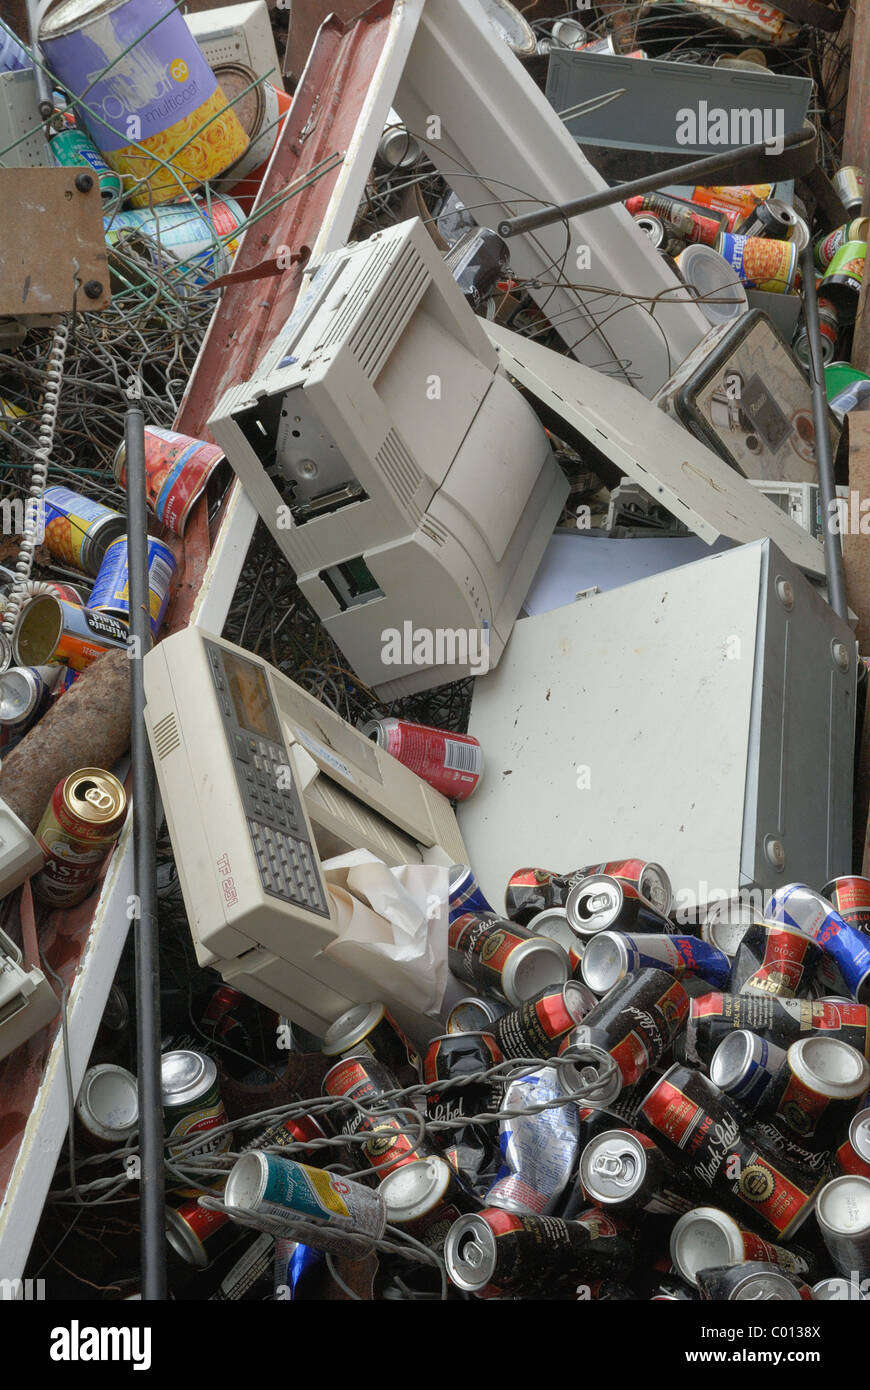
[362,717,482,801]
[114,426,228,538]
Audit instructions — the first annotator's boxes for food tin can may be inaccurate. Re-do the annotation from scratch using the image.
[819,240,866,324]
[362,718,482,802]
[768,884,870,1003]
[49,122,123,202]
[161,1049,232,1194]
[114,425,230,536]
[578,1128,696,1218]
[815,1174,870,1276]
[39,0,249,207]
[822,876,870,936]
[565,875,673,939]
[717,232,798,293]
[695,1262,812,1301]
[486,1066,579,1215]
[89,535,176,638]
[444,1207,633,1299]
[75,1063,138,1150]
[105,198,245,291]
[13,594,129,670]
[493,981,595,1060]
[448,911,569,1007]
[669,1206,814,1287]
[321,1002,419,1089]
[224,1153,386,1254]
[42,485,126,574]
[581,930,731,995]
[33,767,127,907]
[423,1032,504,1125]
[730,920,824,998]
[448,863,495,924]
[709,1028,789,1107]
[833,166,865,215]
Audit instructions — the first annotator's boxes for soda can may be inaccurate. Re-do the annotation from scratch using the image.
[624,193,722,247]
[224,1153,386,1254]
[793,296,840,367]
[444,1207,633,1299]
[166,1200,236,1270]
[814,220,870,270]
[701,897,761,956]
[446,995,510,1034]
[578,1128,696,1218]
[815,1174,870,1276]
[33,767,127,908]
[448,863,495,923]
[423,1032,503,1125]
[378,1155,478,1251]
[632,213,666,249]
[49,123,123,202]
[821,876,870,936]
[39,0,249,208]
[767,884,870,1003]
[683,991,870,1068]
[486,1066,579,1215]
[695,1262,813,1301]
[819,240,866,324]
[0,665,63,728]
[42,485,126,574]
[581,931,731,995]
[761,1035,870,1146]
[113,426,230,537]
[13,594,128,671]
[834,1108,870,1179]
[709,1028,788,1108]
[833,166,865,215]
[493,981,595,1060]
[356,1110,438,1179]
[105,198,245,289]
[362,718,482,802]
[89,535,176,639]
[74,1063,138,1151]
[717,232,798,293]
[670,1206,815,1288]
[527,907,584,975]
[161,1049,232,1195]
[730,920,824,998]
[558,969,690,1104]
[321,1002,419,1090]
[638,1063,824,1240]
[566,875,673,939]
[447,912,569,1007]
[737,197,803,242]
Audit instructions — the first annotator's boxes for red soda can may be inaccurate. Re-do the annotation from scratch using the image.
[835,1109,870,1179]
[822,876,870,936]
[362,717,482,801]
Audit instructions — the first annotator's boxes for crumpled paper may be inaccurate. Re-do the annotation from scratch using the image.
[321,851,449,1016]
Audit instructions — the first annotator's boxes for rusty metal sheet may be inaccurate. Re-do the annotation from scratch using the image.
[0,167,110,315]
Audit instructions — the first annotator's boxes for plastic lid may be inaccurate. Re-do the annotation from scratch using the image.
[670,1208,741,1285]
[676,245,748,325]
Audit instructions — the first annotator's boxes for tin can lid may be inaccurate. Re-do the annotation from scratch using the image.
[321,1002,385,1057]
[380,1157,452,1224]
[502,935,569,1007]
[62,768,127,826]
[224,1151,268,1212]
[578,1129,647,1205]
[816,1175,870,1236]
[444,1213,497,1291]
[161,1049,217,1106]
[75,1064,138,1140]
[789,1035,870,1100]
[670,1207,742,1285]
[580,931,628,995]
[565,875,624,937]
[40,0,130,40]
[849,1108,870,1163]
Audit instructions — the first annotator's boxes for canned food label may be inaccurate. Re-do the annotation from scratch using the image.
[43,487,122,570]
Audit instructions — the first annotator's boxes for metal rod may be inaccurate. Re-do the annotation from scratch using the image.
[125,405,166,1301]
[799,242,848,620]
[497,127,813,238]
[24,0,53,118]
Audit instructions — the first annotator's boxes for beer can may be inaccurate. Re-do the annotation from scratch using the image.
[643,1273,699,1301]
[209,1230,275,1301]
[526,907,584,974]
[670,1206,815,1287]
[0,665,62,727]
[33,767,127,907]
[39,0,249,207]
[356,1110,438,1179]
[506,859,671,924]
[558,969,690,1105]
[833,166,865,215]
[683,991,870,1068]
[695,1262,813,1301]
[42,485,126,574]
[793,295,840,366]
[89,535,176,639]
[814,221,870,270]
[448,863,495,924]
[581,930,731,995]
[768,885,870,1003]
[224,1153,386,1254]
[448,912,569,1007]
[638,1063,823,1240]
[492,981,595,1060]
[625,193,722,247]
[737,197,802,241]
[423,1032,503,1125]
[166,1200,235,1270]
[709,1028,788,1108]
[835,1108,870,1179]
[717,232,798,293]
[579,1128,695,1218]
[444,1207,633,1299]
[362,718,482,801]
[49,122,123,202]
[821,876,870,936]
[815,1174,870,1276]
[504,866,565,924]
[321,1053,399,1108]
[321,1002,419,1089]
[761,1035,870,1146]
[730,920,824,998]
[113,425,230,537]
[378,1155,478,1251]
[819,240,866,324]
[247,1111,327,1164]
[701,897,761,956]
[13,594,128,671]
[566,875,673,939]
[486,1066,579,1215]
[632,213,666,249]
[161,1049,232,1194]
[446,995,510,1034]
[74,1063,138,1150]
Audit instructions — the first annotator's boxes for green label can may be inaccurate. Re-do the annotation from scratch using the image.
[49,124,123,203]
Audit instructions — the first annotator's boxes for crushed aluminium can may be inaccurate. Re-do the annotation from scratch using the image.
[767,884,870,1003]
[448,863,495,923]
[224,1153,386,1255]
[730,920,824,998]
[486,1066,579,1215]
[504,859,671,924]
[33,767,127,907]
[821,876,870,935]
[565,875,673,939]
[423,1032,504,1125]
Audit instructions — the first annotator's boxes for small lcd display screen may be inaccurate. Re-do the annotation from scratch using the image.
[223,651,282,743]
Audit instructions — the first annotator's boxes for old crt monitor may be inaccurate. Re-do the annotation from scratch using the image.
[207,217,568,699]
[144,626,468,1034]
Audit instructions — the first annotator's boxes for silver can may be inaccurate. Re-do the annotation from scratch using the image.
[816,1175,870,1276]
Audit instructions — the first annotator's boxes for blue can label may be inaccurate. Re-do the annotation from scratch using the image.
[90,536,176,637]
